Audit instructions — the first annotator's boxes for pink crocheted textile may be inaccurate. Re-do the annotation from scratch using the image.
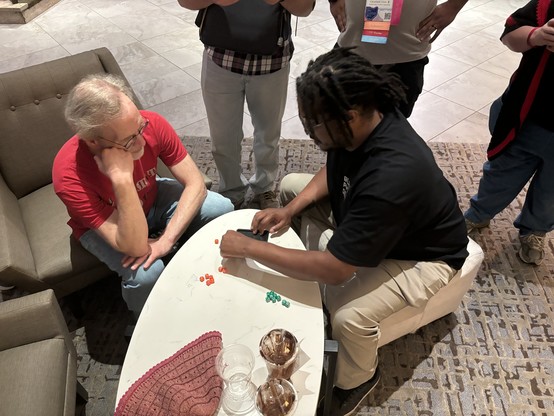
[115,331,223,416]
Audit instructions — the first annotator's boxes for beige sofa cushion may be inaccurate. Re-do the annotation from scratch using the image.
[18,183,106,286]
[0,339,70,416]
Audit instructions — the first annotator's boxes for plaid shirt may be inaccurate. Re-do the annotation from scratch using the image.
[206,38,293,76]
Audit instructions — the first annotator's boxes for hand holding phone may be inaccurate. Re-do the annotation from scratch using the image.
[236,228,269,242]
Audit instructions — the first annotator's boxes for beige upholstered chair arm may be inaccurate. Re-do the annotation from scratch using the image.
[0,290,75,355]
[0,175,36,285]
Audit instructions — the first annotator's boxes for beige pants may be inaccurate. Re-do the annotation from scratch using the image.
[280,173,457,389]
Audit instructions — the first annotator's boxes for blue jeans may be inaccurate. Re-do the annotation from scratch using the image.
[465,120,554,236]
[80,178,233,318]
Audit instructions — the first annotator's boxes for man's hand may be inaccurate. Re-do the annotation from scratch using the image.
[330,0,346,33]
[416,0,466,43]
[121,242,152,270]
[251,207,293,234]
[220,230,255,258]
[121,235,177,270]
[94,147,135,180]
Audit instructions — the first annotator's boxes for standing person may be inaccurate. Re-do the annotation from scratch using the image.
[219,48,468,415]
[464,0,554,266]
[53,74,233,318]
[329,0,467,117]
[178,0,315,209]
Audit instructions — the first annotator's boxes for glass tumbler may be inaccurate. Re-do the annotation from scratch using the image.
[215,343,257,415]
[256,378,298,416]
[259,329,299,380]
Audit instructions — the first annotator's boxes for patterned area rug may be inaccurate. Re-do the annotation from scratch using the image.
[2,138,553,416]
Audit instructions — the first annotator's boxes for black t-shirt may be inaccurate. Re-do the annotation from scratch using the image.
[326,111,468,270]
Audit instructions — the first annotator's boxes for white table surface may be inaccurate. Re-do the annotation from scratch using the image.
[116,209,325,415]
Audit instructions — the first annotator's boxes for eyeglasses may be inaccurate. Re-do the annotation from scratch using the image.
[299,116,325,136]
[99,118,149,151]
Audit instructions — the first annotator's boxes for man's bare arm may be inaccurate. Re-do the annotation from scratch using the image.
[221,232,357,285]
[156,155,207,251]
[94,148,150,257]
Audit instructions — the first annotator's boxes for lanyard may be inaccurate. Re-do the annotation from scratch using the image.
[361,0,403,44]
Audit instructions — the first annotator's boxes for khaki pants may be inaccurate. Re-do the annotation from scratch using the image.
[280,173,457,389]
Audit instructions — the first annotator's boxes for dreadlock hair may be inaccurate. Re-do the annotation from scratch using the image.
[296,47,407,144]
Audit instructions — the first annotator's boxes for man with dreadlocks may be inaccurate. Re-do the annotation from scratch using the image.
[219,47,468,415]
[464,0,554,266]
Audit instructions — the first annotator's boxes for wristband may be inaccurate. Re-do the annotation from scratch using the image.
[527,27,539,48]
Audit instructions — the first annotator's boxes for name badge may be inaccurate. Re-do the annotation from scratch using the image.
[362,0,400,44]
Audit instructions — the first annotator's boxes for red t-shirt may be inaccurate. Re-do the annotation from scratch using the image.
[52,110,187,239]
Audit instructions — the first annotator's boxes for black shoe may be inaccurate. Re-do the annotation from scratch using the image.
[332,367,381,416]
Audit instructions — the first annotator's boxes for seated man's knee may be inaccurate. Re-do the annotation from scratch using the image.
[280,173,314,206]
[331,308,379,341]
[121,261,165,316]
[202,191,234,219]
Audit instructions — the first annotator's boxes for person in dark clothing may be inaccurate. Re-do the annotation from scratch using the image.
[464,0,554,266]
[219,47,468,415]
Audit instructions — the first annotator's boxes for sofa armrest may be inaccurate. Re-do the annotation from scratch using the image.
[0,175,36,286]
[0,290,75,354]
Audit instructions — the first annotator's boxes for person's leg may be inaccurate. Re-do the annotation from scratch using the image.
[79,230,164,319]
[152,178,233,245]
[201,51,249,203]
[464,138,539,226]
[79,180,186,318]
[179,190,234,242]
[245,65,290,202]
[325,260,457,389]
[510,122,554,264]
[80,178,233,318]
[386,56,429,118]
[279,173,334,240]
[512,122,554,235]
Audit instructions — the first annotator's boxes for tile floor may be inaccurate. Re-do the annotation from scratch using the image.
[0,0,526,143]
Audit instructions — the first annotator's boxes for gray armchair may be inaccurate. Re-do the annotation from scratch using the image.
[0,289,87,416]
[0,47,211,297]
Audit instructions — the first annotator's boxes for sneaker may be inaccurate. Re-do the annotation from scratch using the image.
[331,367,381,416]
[465,217,490,234]
[518,233,546,265]
[254,191,279,209]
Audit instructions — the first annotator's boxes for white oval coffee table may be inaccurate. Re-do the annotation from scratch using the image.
[116,209,325,415]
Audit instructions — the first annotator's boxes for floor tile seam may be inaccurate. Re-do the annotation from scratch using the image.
[418,91,481,143]
[0,26,61,62]
[425,52,477,87]
[431,46,502,69]
[426,82,493,115]
[429,30,474,54]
